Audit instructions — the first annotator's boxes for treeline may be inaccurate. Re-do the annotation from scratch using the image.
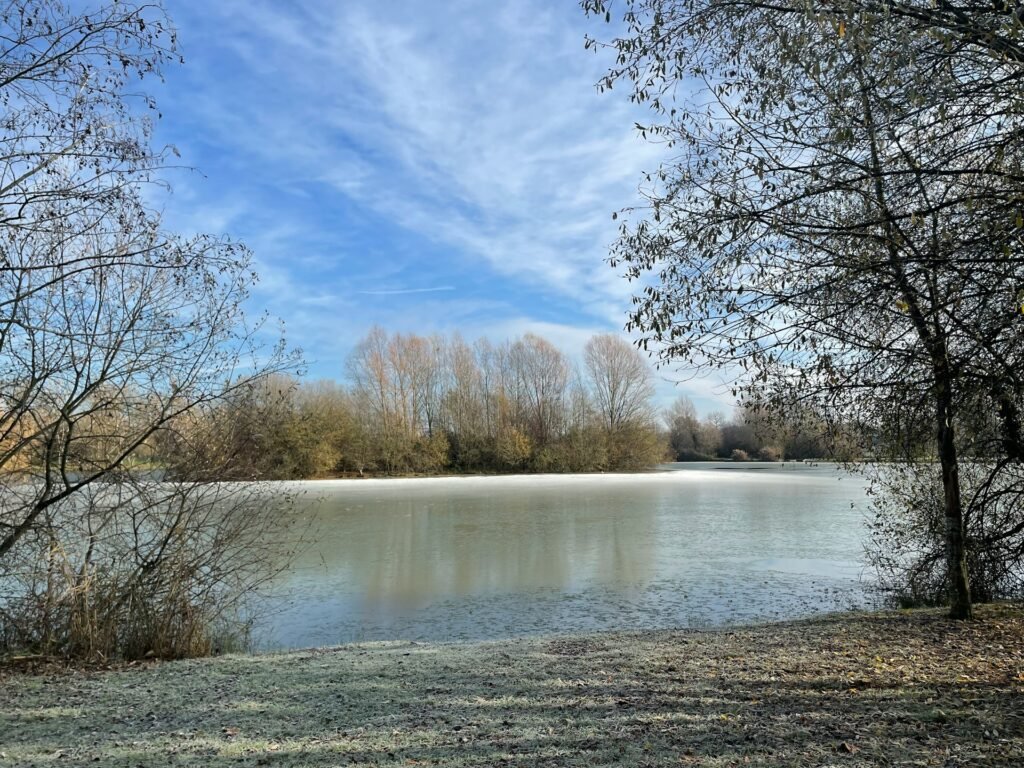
[167,329,666,479]
[48,330,861,480]
[664,396,859,462]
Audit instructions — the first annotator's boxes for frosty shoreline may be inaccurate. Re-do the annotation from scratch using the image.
[279,464,847,492]
[4,605,1021,766]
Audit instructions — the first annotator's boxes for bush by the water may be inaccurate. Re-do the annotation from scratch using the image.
[0,480,298,660]
[867,462,1024,607]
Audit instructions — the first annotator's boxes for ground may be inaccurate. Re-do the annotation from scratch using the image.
[2,605,1022,767]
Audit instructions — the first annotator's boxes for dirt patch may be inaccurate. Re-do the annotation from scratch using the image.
[2,605,1022,766]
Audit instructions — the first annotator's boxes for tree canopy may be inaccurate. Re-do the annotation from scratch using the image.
[0,1,297,658]
[584,0,1024,617]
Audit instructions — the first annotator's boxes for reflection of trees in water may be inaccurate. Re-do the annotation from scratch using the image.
[263,472,869,645]
[299,488,660,608]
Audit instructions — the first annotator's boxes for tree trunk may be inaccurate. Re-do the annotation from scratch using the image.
[936,379,972,619]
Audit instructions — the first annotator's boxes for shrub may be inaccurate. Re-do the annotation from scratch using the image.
[0,479,299,660]
[866,462,1024,607]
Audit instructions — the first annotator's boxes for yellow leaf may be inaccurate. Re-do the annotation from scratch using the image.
[839,20,846,38]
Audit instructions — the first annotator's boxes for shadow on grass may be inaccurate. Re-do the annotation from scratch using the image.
[3,606,1023,766]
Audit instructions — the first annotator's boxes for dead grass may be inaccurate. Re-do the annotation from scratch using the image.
[2,605,1022,766]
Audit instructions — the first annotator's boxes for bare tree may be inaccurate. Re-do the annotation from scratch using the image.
[340,328,665,473]
[584,333,655,431]
[664,395,719,460]
[508,334,570,447]
[440,334,488,466]
[346,326,405,471]
[0,1,298,657]
[584,0,1024,616]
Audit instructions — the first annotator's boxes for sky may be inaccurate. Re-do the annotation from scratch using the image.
[151,0,734,414]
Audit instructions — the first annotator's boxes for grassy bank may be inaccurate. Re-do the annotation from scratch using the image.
[2,606,1022,767]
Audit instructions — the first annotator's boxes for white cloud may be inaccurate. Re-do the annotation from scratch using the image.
[147,0,740,402]
[164,0,663,324]
[356,286,456,296]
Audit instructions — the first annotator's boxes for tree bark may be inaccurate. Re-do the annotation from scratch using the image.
[936,374,972,619]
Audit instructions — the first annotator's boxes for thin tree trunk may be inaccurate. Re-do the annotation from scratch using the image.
[854,62,972,619]
[936,376,972,619]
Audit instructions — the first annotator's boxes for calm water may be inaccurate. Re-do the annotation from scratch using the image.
[259,463,873,649]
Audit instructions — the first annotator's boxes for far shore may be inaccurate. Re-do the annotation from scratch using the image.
[329,458,838,476]
[0,459,854,486]
[278,460,847,487]
[3,605,1021,766]
[276,465,848,491]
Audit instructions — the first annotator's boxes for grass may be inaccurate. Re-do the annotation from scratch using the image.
[2,605,1022,766]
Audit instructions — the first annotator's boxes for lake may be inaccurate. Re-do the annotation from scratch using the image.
[259,463,873,649]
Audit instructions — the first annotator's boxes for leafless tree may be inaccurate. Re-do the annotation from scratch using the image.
[0,1,298,657]
[341,328,665,473]
[584,0,1024,616]
[664,396,719,460]
[508,334,570,447]
[584,333,655,431]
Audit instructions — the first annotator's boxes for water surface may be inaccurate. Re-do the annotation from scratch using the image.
[260,463,872,648]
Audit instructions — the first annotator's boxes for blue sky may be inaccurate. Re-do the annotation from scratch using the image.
[151,0,733,414]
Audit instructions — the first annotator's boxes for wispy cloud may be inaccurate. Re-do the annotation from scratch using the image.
[149,1,731,412]
[356,286,456,296]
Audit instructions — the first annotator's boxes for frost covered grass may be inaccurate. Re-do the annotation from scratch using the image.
[2,605,1022,766]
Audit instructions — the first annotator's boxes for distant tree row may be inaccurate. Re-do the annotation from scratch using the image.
[166,329,666,479]
[663,396,859,463]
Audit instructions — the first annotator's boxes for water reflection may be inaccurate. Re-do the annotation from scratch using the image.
[261,465,870,648]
